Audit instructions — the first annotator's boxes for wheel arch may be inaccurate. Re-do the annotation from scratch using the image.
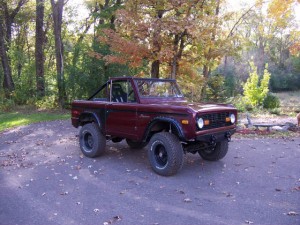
[143,117,185,142]
[79,112,102,130]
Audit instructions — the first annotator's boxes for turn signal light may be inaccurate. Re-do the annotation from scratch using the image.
[204,120,210,125]
[181,120,189,125]
[226,117,231,122]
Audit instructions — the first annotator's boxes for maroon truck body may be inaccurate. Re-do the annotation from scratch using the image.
[71,77,237,176]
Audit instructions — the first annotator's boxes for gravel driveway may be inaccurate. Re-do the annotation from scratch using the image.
[0,120,299,225]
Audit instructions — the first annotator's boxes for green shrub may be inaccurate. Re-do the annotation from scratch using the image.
[205,74,227,102]
[35,96,58,110]
[243,61,271,107]
[270,56,300,92]
[263,93,280,109]
[0,89,13,112]
[232,95,253,112]
[0,99,15,112]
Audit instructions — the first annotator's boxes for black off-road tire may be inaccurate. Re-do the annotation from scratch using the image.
[198,140,228,161]
[79,123,106,158]
[148,132,184,176]
[126,139,148,149]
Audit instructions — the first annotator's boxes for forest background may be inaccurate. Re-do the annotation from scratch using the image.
[0,0,300,113]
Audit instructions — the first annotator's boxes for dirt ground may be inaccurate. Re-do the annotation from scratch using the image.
[0,120,299,225]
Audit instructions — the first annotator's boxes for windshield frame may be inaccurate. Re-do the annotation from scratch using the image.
[134,78,184,99]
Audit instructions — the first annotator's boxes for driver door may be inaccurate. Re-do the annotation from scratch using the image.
[105,80,138,139]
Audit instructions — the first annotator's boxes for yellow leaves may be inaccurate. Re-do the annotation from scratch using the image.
[267,0,294,28]
[267,0,293,17]
[255,0,264,8]
[258,24,264,34]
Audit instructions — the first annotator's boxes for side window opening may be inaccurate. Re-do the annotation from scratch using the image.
[111,80,136,103]
[91,83,109,101]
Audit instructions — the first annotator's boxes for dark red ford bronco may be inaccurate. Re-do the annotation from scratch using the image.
[71,77,237,176]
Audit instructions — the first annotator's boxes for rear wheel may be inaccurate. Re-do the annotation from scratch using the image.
[79,123,106,158]
[198,141,228,161]
[148,132,184,176]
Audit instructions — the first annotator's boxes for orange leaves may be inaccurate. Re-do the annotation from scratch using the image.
[289,41,300,56]
[112,0,209,72]
[87,51,103,60]
[97,29,150,68]
[90,0,238,77]
[116,9,150,41]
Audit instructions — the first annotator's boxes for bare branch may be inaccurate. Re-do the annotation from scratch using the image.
[11,0,29,19]
[226,2,258,39]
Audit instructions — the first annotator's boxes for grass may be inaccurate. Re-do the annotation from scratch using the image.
[274,91,300,115]
[0,111,70,132]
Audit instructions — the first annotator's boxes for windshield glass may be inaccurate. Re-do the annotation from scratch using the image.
[135,80,183,98]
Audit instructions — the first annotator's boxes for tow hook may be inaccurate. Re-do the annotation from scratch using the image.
[210,135,216,145]
[225,132,231,142]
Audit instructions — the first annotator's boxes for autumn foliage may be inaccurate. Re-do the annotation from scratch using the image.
[1,0,300,108]
[93,0,234,79]
[97,29,150,68]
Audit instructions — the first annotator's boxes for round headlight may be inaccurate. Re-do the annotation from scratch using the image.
[197,118,204,129]
[230,114,236,124]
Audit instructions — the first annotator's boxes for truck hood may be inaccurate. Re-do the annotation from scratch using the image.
[156,101,236,113]
[186,102,235,112]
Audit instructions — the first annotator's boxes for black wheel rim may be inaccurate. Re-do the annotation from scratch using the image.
[201,145,216,155]
[83,132,93,152]
[154,144,168,167]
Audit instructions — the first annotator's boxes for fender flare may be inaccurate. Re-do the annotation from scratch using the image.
[79,111,102,130]
[143,117,186,142]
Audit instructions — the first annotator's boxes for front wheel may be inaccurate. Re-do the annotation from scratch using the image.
[198,141,228,161]
[148,132,184,176]
[79,123,106,158]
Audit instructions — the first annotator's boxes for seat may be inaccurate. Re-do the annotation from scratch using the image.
[112,84,127,102]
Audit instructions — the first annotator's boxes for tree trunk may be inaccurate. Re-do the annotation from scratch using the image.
[170,30,186,79]
[36,0,45,97]
[257,35,265,76]
[0,13,14,94]
[202,0,220,80]
[51,0,66,107]
[203,65,209,78]
[151,9,164,78]
[170,57,178,79]
[224,55,228,75]
[151,60,160,78]
[0,0,28,95]
[170,34,179,79]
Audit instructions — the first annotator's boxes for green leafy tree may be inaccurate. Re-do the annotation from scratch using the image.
[243,61,271,107]
[205,74,226,103]
[0,0,28,96]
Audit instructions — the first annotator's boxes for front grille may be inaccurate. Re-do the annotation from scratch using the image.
[197,112,232,130]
